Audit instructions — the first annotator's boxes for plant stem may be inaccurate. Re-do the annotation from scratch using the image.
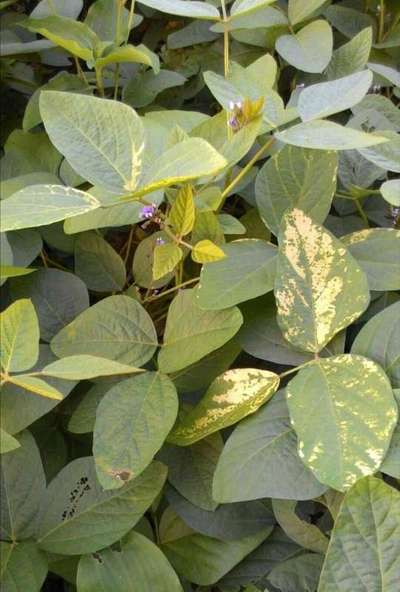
[220,0,229,77]
[143,277,200,302]
[123,226,135,265]
[221,136,275,200]
[354,198,370,227]
[378,0,385,42]
[95,67,105,96]
[127,0,136,42]
[279,359,316,379]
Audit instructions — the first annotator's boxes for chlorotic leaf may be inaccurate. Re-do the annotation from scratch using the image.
[168,368,280,445]
[136,0,220,20]
[286,354,398,491]
[274,208,370,353]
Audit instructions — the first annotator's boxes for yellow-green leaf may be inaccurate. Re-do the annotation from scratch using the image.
[274,208,370,353]
[153,243,183,280]
[8,375,63,400]
[192,240,226,264]
[0,299,39,373]
[168,368,280,446]
[20,16,98,61]
[169,185,195,237]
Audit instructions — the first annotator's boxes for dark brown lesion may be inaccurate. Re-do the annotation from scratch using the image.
[61,476,91,521]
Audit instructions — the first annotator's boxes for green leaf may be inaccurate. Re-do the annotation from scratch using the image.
[74,231,126,292]
[276,20,333,74]
[213,390,327,503]
[358,130,400,172]
[298,71,372,122]
[153,243,183,280]
[136,0,220,20]
[288,0,327,25]
[318,477,400,592]
[274,208,370,353]
[158,433,223,511]
[96,43,159,73]
[0,542,48,592]
[341,228,400,291]
[93,372,178,490]
[124,69,186,109]
[37,458,167,554]
[169,368,279,446]
[286,354,398,491]
[51,295,157,367]
[268,553,323,592]
[31,0,83,19]
[326,27,373,80]
[218,214,246,235]
[381,389,400,478]
[0,431,46,540]
[0,429,20,455]
[85,0,137,42]
[255,145,338,237]
[166,486,274,541]
[230,0,277,18]
[381,179,400,206]
[8,375,63,400]
[163,529,272,585]
[0,299,39,373]
[0,185,100,232]
[129,138,227,198]
[276,120,388,150]
[133,231,175,289]
[197,239,277,310]
[77,531,183,592]
[158,289,243,373]
[168,185,195,237]
[40,91,145,192]
[272,500,328,554]
[0,345,75,435]
[10,268,89,342]
[352,301,400,388]
[20,16,98,61]
[40,355,143,380]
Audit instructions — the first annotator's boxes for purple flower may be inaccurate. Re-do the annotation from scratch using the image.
[156,237,166,246]
[139,203,157,220]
